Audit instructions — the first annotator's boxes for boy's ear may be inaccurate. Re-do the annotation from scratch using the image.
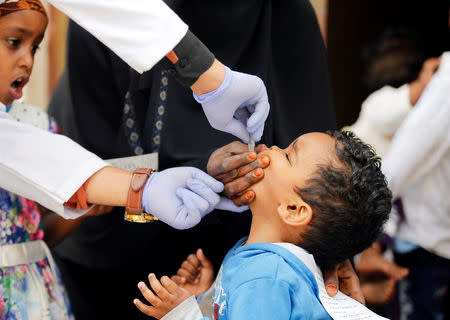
[277,198,312,226]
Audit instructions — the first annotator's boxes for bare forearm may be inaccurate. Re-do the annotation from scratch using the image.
[41,204,114,247]
[85,166,132,206]
[409,80,423,106]
[190,59,225,95]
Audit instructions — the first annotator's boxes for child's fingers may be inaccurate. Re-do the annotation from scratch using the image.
[177,268,196,281]
[196,248,213,269]
[171,275,186,285]
[181,259,197,274]
[133,299,158,317]
[137,281,161,306]
[186,253,201,269]
[149,273,171,300]
[161,276,181,295]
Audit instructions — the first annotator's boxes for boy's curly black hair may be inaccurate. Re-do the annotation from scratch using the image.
[296,130,392,270]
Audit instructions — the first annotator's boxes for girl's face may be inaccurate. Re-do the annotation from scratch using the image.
[0,10,47,105]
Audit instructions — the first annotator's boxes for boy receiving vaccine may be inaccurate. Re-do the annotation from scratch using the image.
[134,130,392,319]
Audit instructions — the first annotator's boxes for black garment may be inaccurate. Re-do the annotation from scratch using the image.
[162,30,216,87]
[392,248,450,320]
[49,1,335,319]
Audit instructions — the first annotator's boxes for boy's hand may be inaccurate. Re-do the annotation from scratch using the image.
[323,259,366,305]
[171,249,214,297]
[134,274,192,319]
[207,141,270,206]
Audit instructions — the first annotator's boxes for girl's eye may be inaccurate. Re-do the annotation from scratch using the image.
[285,153,291,164]
[6,39,20,46]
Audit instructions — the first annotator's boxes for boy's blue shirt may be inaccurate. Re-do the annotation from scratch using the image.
[211,237,331,320]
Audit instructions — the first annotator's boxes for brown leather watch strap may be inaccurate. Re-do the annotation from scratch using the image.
[126,168,154,215]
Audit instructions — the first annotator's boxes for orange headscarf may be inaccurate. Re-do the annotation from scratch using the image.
[0,0,47,18]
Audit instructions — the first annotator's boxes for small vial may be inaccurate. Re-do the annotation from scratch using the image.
[248,133,255,152]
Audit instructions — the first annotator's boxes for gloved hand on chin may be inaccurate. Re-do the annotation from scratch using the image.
[142,167,247,230]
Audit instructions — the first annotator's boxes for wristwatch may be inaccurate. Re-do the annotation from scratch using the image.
[126,168,154,215]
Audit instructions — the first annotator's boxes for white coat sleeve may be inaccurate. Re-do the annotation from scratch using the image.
[0,112,108,218]
[362,84,412,137]
[382,52,450,198]
[47,0,188,74]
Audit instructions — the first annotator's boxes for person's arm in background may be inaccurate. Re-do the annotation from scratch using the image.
[382,53,449,198]
[408,57,441,106]
[355,53,449,304]
[363,57,441,137]
[40,204,113,247]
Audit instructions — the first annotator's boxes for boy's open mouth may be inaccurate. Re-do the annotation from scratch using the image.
[10,76,29,100]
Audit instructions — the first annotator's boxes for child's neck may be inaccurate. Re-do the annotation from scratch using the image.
[246,214,284,244]
[246,201,291,245]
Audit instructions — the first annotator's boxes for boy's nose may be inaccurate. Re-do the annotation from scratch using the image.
[270,146,281,151]
[256,144,269,153]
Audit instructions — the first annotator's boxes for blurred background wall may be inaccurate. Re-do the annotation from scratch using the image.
[327,0,450,128]
[24,0,450,129]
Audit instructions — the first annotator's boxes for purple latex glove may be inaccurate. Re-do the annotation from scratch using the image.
[142,167,246,230]
[194,66,270,143]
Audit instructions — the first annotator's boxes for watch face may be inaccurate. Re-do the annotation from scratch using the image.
[123,211,158,223]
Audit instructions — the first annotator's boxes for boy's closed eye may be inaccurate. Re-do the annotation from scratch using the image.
[285,152,291,164]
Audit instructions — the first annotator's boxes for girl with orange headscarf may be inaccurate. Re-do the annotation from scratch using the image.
[0,1,74,318]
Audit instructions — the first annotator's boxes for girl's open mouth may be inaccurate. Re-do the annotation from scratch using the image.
[10,76,29,100]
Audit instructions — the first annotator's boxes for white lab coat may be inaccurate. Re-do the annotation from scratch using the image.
[49,0,188,74]
[0,0,188,217]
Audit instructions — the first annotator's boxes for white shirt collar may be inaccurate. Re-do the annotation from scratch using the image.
[274,243,387,320]
[0,102,6,113]
[275,242,319,275]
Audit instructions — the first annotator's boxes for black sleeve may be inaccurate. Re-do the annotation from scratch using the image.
[157,30,215,87]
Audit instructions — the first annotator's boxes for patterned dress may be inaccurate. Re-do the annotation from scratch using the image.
[0,103,74,320]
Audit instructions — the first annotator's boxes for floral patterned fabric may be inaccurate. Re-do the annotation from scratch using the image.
[0,113,74,320]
